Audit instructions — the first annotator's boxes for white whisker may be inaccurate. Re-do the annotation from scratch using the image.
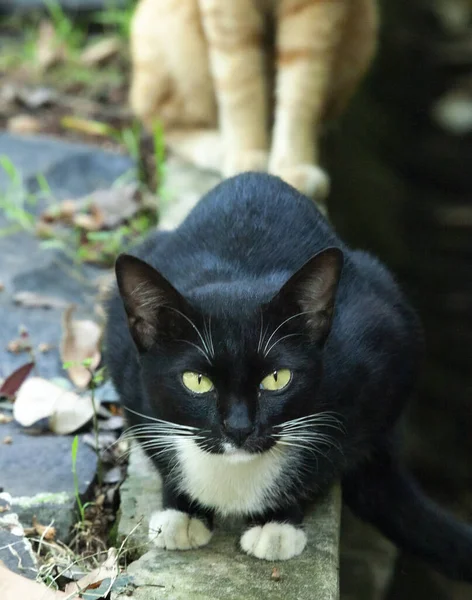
[123,407,199,430]
[262,311,312,355]
[264,333,303,357]
[166,306,211,361]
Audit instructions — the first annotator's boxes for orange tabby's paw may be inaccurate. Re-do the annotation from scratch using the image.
[224,150,269,177]
[273,164,330,207]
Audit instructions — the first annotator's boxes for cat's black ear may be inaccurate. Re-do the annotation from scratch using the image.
[272,247,343,343]
[115,254,185,351]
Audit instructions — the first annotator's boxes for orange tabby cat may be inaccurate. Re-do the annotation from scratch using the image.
[130,0,377,202]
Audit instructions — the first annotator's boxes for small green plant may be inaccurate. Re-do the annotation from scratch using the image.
[65,359,105,486]
[93,0,135,40]
[71,434,86,523]
[45,0,87,51]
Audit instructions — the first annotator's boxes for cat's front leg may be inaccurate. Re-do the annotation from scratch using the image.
[240,503,307,561]
[199,0,270,176]
[269,0,349,204]
[149,486,214,550]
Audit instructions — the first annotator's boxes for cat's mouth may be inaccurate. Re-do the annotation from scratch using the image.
[222,442,260,463]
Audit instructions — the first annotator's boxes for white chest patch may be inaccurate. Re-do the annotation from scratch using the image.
[173,439,291,516]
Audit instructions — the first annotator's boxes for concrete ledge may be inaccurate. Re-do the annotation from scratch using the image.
[116,445,340,600]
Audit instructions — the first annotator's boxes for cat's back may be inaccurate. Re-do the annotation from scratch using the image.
[149,173,341,279]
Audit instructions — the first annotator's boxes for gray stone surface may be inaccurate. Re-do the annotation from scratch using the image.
[117,446,340,600]
[0,133,133,381]
[1,420,98,541]
[0,133,134,540]
[0,492,37,579]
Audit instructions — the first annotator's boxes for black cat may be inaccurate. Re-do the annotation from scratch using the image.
[106,173,472,577]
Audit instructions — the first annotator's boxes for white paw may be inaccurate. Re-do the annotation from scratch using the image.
[148,509,212,550]
[240,522,307,560]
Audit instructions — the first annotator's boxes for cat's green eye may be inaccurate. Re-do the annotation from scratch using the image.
[182,372,214,394]
[260,369,292,392]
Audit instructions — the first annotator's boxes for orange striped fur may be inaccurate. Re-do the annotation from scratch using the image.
[130,0,377,201]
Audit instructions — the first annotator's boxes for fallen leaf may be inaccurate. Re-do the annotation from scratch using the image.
[60,116,116,138]
[73,204,105,232]
[0,561,66,599]
[0,414,13,424]
[38,343,54,354]
[64,547,118,597]
[6,339,32,354]
[7,114,42,135]
[36,20,65,70]
[13,377,96,435]
[80,37,122,66]
[2,436,13,444]
[61,305,102,389]
[13,291,68,310]
[41,200,77,224]
[17,87,57,109]
[75,184,141,229]
[271,567,281,581]
[0,362,35,399]
[32,517,56,541]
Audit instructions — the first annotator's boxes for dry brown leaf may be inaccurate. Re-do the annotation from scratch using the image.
[13,291,68,310]
[75,184,141,229]
[61,305,102,389]
[0,362,35,399]
[73,205,105,232]
[38,343,54,354]
[64,547,118,596]
[14,377,95,435]
[0,561,66,600]
[7,115,42,135]
[0,414,13,424]
[36,20,65,70]
[80,37,122,66]
[32,517,56,541]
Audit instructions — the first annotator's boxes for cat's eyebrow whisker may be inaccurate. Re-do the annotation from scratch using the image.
[264,333,303,357]
[175,339,211,363]
[262,311,312,355]
[166,306,212,360]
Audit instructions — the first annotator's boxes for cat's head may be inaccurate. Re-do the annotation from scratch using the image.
[115,248,343,461]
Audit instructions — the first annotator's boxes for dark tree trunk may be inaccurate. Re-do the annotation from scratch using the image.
[327,1,472,597]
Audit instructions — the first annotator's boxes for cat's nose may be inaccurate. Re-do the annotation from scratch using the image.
[223,420,254,446]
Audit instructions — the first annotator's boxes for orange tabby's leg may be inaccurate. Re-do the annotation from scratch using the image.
[328,0,378,120]
[269,0,349,202]
[130,0,216,130]
[199,0,270,175]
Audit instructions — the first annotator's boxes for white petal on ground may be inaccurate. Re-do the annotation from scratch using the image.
[13,377,96,435]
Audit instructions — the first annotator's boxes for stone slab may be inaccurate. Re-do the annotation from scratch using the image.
[117,446,340,600]
[0,133,134,540]
[0,492,37,579]
[0,420,98,541]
